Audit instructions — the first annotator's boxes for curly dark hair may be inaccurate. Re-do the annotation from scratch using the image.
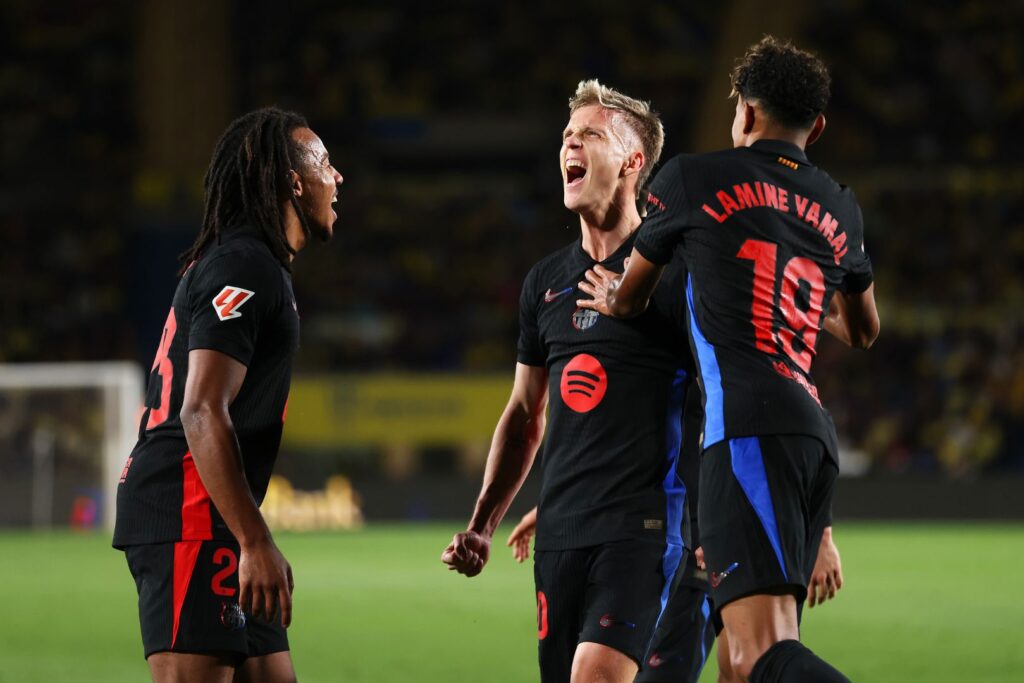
[180,107,312,274]
[730,36,831,129]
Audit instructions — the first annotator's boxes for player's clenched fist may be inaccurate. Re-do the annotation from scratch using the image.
[441,530,492,577]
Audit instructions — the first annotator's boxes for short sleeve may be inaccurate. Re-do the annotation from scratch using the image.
[651,250,690,338]
[516,267,545,367]
[650,250,697,378]
[839,202,874,294]
[635,156,689,265]
[188,252,282,366]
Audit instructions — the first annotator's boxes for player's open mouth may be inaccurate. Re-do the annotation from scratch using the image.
[566,159,587,186]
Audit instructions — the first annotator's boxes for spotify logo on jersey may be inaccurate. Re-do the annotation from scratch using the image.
[560,354,608,413]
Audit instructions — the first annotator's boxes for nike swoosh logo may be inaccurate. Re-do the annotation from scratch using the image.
[710,561,740,588]
[544,287,572,303]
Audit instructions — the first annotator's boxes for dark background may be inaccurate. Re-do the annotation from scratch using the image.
[2,0,1022,520]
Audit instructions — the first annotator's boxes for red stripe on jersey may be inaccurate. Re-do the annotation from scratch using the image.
[182,451,213,540]
[171,540,202,648]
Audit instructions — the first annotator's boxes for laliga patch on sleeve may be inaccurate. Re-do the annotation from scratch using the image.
[212,286,255,321]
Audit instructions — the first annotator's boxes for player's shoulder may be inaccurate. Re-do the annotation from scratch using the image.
[805,161,854,195]
[199,225,282,264]
[807,166,863,221]
[192,227,286,282]
[651,153,687,181]
[657,148,746,185]
[655,245,689,289]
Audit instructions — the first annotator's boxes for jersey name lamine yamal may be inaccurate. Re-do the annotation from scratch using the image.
[635,139,873,461]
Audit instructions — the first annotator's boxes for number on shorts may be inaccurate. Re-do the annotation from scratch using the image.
[211,547,238,597]
[537,591,549,640]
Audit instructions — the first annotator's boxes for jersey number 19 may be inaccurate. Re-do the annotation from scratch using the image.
[737,239,825,373]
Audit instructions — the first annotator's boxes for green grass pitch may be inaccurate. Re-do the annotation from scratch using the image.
[1,523,1022,682]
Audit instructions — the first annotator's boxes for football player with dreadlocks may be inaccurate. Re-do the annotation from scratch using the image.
[114,107,342,683]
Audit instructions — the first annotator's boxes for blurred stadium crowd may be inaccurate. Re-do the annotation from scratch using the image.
[2,0,1021,476]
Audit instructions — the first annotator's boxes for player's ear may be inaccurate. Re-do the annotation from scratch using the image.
[288,169,304,198]
[622,150,644,177]
[806,114,826,146]
[742,102,757,136]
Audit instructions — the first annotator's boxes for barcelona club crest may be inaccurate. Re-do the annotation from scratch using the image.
[571,307,599,331]
[220,602,247,631]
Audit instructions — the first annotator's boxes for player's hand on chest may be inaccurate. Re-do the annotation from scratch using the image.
[535,271,670,356]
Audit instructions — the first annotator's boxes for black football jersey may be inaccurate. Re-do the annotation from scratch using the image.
[679,382,703,545]
[113,226,300,547]
[635,140,874,461]
[518,233,695,551]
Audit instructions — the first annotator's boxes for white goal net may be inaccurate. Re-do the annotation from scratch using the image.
[0,362,144,531]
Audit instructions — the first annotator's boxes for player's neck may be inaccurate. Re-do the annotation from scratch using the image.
[577,199,641,262]
[743,126,809,151]
[282,204,305,257]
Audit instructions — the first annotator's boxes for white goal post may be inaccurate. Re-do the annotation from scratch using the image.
[0,362,144,531]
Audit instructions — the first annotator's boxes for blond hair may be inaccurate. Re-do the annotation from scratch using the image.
[568,79,665,194]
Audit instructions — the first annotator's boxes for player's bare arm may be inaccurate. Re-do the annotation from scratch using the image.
[823,284,880,349]
[180,349,293,627]
[576,248,664,318]
[507,506,538,563]
[807,526,843,608]
[441,363,548,577]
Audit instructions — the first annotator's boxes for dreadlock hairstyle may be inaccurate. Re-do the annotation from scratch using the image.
[180,107,312,273]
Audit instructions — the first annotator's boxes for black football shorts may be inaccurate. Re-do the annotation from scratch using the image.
[124,539,289,660]
[636,548,716,683]
[698,434,836,612]
[534,537,681,682]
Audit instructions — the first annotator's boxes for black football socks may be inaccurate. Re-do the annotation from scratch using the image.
[749,639,851,683]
